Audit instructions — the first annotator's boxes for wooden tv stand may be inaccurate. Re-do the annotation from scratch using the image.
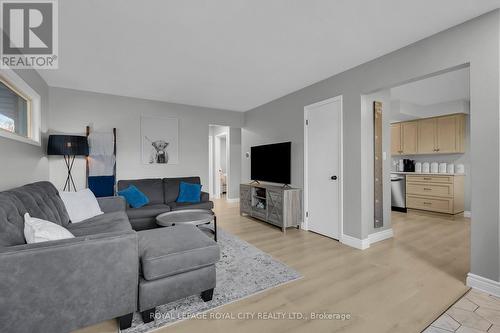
[240,183,301,233]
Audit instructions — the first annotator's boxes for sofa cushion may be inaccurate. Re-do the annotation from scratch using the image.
[67,211,132,237]
[117,179,164,205]
[126,204,170,220]
[118,185,149,208]
[0,182,70,246]
[59,188,103,223]
[24,213,75,243]
[138,224,219,281]
[167,201,214,211]
[163,177,201,204]
[177,182,202,203]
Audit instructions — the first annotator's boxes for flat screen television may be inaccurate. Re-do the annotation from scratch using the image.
[251,142,291,184]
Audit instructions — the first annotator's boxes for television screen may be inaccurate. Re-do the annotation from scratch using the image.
[251,142,291,184]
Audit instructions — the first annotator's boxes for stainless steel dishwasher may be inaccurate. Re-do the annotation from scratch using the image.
[391,173,407,212]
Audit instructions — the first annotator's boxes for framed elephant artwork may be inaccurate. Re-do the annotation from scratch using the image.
[141,116,179,164]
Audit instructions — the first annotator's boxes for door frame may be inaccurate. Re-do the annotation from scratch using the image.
[303,95,343,239]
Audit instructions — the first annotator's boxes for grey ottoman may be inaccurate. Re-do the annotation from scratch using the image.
[137,224,220,323]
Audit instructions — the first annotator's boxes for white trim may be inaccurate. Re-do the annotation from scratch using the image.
[464,211,472,218]
[303,95,343,238]
[341,234,369,250]
[340,228,393,250]
[0,66,41,146]
[368,228,394,244]
[467,273,500,297]
[226,198,240,203]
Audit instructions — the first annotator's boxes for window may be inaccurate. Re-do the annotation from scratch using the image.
[0,69,40,145]
[0,78,31,138]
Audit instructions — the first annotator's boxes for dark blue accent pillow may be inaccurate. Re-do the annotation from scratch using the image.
[177,182,202,203]
[117,185,150,208]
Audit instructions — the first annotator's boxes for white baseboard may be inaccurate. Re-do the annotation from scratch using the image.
[368,228,394,245]
[341,228,393,250]
[226,198,240,203]
[341,234,369,250]
[464,211,472,218]
[467,273,500,297]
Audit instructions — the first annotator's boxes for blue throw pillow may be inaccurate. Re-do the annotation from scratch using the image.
[177,182,202,203]
[117,185,149,208]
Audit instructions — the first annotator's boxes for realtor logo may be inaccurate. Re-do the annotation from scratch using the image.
[0,0,58,68]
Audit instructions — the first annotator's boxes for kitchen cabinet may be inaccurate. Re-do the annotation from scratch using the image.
[406,174,464,214]
[391,113,465,155]
[391,121,418,155]
[417,118,437,154]
[436,115,464,153]
[402,121,418,154]
[391,123,402,155]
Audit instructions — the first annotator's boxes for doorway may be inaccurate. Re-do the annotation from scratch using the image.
[304,95,343,240]
[209,125,229,200]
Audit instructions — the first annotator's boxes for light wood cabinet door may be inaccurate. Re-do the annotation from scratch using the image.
[417,118,437,154]
[402,121,418,154]
[391,123,402,155]
[436,115,459,153]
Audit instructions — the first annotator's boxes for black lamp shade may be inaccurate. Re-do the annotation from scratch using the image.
[47,135,89,156]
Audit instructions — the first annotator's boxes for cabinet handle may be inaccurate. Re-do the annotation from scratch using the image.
[436,148,440,152]
[423,188,432,191]
[423,202,432,205]
[423,178,432,180]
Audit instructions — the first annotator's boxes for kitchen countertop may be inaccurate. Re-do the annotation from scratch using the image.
[391,171,465,176]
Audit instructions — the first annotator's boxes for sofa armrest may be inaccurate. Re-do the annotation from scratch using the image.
[98,195,126,213]
[0,231,138,333]
[201,191,210,202]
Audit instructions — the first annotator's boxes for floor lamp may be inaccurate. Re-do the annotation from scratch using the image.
[47,135,89,192]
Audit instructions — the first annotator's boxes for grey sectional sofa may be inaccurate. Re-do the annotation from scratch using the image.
[0,181,219,333]
[117,177,214,230]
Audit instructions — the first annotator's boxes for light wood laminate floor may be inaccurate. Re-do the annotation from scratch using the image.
[76,201,470,333]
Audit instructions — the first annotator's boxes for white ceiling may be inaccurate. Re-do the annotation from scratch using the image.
[391,67,470,105]
[38,0,500,111]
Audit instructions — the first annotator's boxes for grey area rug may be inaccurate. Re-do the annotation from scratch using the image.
[123,228,302,333]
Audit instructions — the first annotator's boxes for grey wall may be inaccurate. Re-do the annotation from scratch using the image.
[220,137,227,172]
[0,69,49,190]
[48,87,244,192]
[228,127,241,200]
[242,11,500,281]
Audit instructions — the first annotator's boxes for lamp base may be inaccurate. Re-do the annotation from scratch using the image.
[63,155,77,191]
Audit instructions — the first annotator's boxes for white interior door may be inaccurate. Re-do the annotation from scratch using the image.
[305,96,342,240]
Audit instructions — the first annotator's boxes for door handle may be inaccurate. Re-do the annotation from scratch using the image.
[331,176,338,180]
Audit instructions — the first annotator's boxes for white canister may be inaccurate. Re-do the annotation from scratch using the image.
[456,164,465,174]
[422,162,430,173]
[398,159,404,172]
[439,163,447,174]
[430,162,439,173]
[415,162,422,173]
[447,164,455,174]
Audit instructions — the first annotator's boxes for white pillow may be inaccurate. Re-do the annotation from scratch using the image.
[59,188,104,223]
[24,213,75,244]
